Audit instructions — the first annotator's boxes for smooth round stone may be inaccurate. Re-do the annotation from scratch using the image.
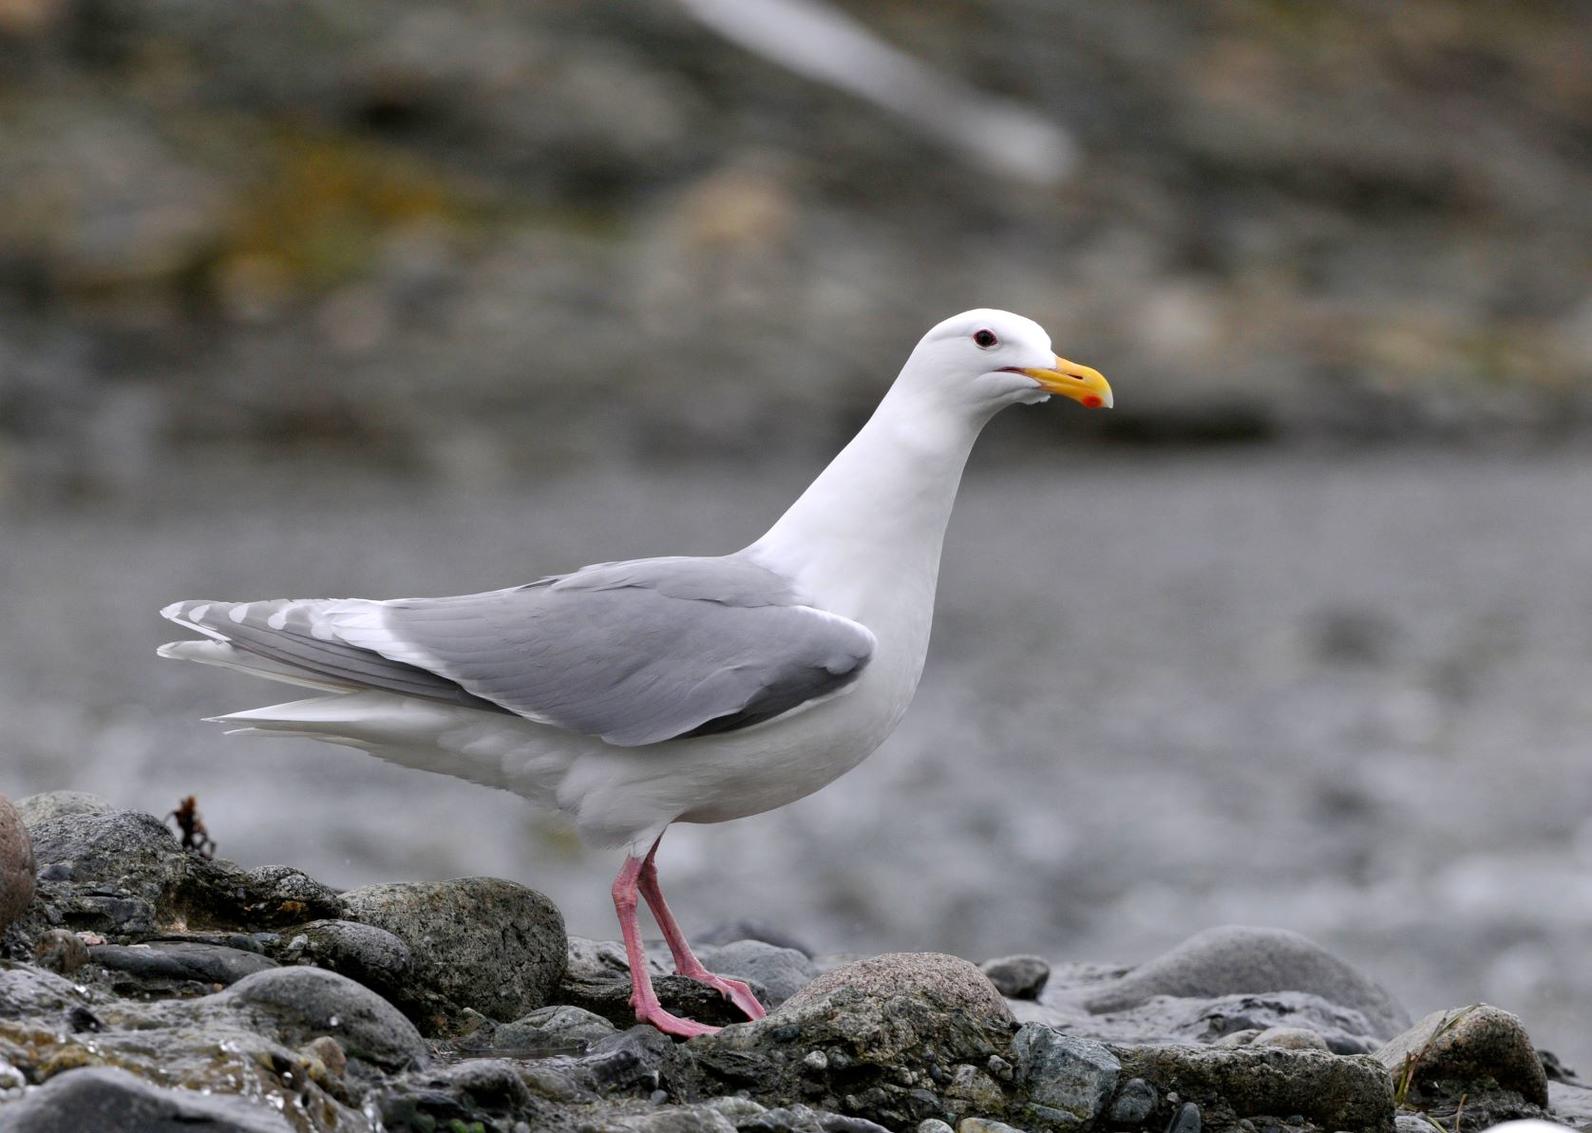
[783,951,1013,1026]
[1375,1004,1548,1107]
[0,794,37,932]
[1251,1025,1330,1051]
[219,965,426,1071]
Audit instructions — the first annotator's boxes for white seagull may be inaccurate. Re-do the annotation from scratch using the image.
[159,309,1112,1037]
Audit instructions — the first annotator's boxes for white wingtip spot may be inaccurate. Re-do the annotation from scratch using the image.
[189,603,211,623]
[228,604,250,624]
[266,607,290,630]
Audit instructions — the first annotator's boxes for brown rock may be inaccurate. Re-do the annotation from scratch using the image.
[1376,1004,1549,1107]
[0,794,37,931]
[783,951,1014,1025]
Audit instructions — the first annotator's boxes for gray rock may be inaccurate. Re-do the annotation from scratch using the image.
[1107,1077,1157,1126]
[0,962,99,1018]
[273,918,412,998]
[1079,926,1410,1040]
[918,1121,957,1133]
[0,793,37,932]
[218,964,426,1071]
[1109,1044,1394,1133]
[340,876,566,1028]
[0,1066,293,1132]
[695,938,819,1006]
[14,790,114,828]
[957,1120,1025,1133]
[493,1003,619,1053]
[1375,1004,1549,1108]
[25,809,186,906]
[1012,1024,1120,1131]
[89,941,279,988]
[981,954,1051,1000]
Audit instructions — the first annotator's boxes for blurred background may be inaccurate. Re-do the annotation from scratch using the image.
[2,0,1590,1070]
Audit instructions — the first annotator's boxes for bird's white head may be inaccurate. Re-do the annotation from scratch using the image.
[899,308,1113,418]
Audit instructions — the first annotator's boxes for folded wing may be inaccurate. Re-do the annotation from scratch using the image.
[162,555,876,748]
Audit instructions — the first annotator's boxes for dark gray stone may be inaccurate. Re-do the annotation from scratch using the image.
[1108,1077,1158,1126]
[1012,1024,1120,1131]
[339,876,566,1027]
[1167,1101,1201,1133]
[0,1066,292,1132]
[1109,1043,1394,1133]
[273,918,412,998]
[982,954,1051,1000]
[218,964,426,1071]
[1080,926,1410,1040]
[1171,991,1386,1053]
[0,794,37,932]
[1375,1004,1549,1108]
[695,939,819,1007]
[89,941,278,987]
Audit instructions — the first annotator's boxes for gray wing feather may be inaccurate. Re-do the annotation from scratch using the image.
[360,555,875,746]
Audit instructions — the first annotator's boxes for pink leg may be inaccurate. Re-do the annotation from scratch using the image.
[637,838,767,1021]
[611,853,718,1038]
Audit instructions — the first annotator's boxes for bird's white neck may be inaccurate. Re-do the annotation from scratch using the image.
[746,382,989,624]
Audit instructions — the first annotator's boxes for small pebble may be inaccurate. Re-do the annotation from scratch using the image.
[917,1122,955,1133]
[986,1054,1013,1081]
[804,1049,829,1071]
[301,1035,346,1077]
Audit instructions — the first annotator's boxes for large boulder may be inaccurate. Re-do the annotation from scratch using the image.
[1079,926,1410,1041]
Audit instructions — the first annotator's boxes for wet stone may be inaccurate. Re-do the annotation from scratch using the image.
[695,938,819,1007]
[491,1003,619,1054]
[0,1065,294,1132]
[1167,1100,1202,1133]
[89,940,279,991]
[217,964,427,1071]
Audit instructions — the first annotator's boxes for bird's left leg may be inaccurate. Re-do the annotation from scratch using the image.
[637,835,767,1021]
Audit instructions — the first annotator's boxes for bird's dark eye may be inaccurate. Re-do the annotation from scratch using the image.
[972,329,998,348]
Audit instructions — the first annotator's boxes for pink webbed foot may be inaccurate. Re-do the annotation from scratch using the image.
[686,970,766,1021]
[633,999,721,1039]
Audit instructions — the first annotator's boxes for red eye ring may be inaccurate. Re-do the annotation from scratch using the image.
[972,329,997,348]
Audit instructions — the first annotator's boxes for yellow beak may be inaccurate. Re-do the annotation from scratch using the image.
[1019,356,1113,409]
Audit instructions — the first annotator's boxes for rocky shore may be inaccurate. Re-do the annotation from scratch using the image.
[1,793,1587,1133]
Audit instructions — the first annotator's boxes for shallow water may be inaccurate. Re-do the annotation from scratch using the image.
[3,444,1590,1070]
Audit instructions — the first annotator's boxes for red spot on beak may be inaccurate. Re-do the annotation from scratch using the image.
[1083,396,1104,409]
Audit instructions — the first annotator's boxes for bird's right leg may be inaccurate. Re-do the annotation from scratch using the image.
[611,853,718,1038]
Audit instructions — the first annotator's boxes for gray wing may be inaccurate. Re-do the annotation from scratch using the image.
[332,555,876,747]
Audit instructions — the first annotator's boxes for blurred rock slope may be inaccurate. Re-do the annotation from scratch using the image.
[1,1,1588,497]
